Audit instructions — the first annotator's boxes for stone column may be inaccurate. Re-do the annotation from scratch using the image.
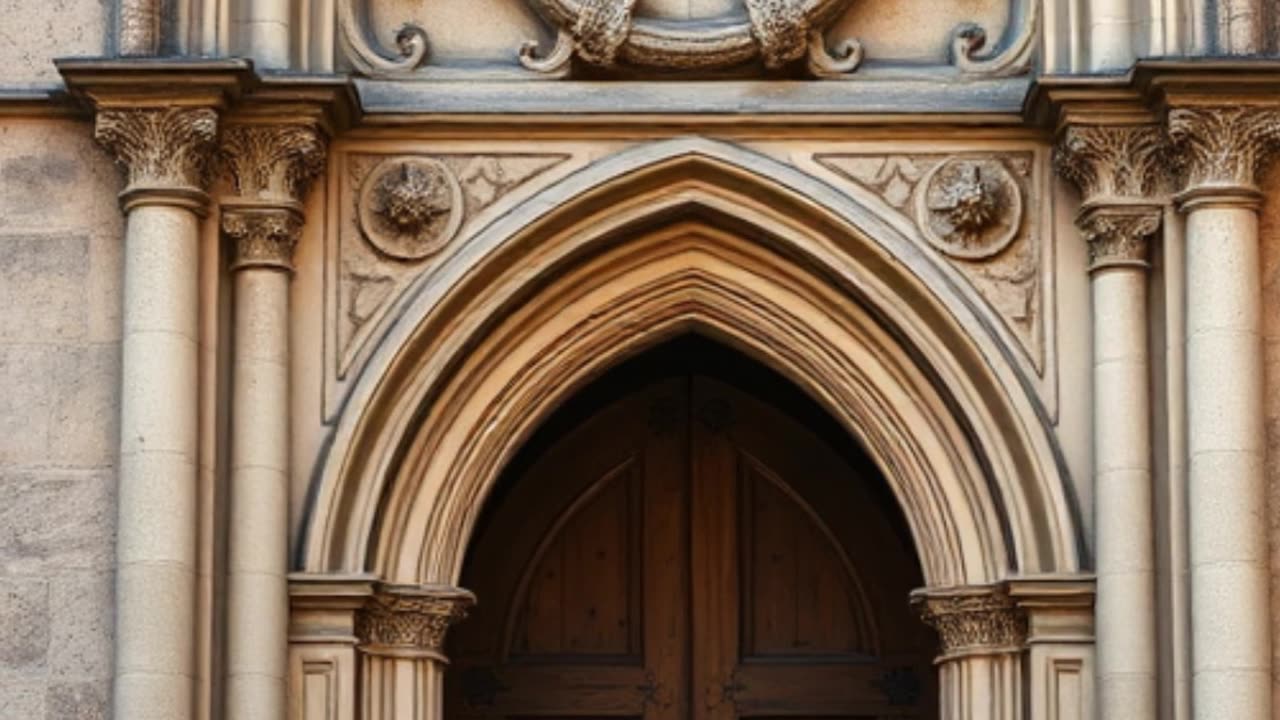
[1167,105,1280,720]
[1055,124,1166,720]
[218,123,326,720]
[94,107,219,720]
[913,586,1027,720]
[357,585,475,720]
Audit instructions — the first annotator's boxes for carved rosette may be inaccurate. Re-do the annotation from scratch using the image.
[1167,106,1280,197]
[356,585,476,660]
[912,587,1027,659]
[219,124,327,204]
[222,207,304,272]
[357,156,464,261]
[95,108,219,203]
[916,157,1023,259]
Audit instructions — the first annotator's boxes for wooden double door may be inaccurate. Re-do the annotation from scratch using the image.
[448,368,935,720]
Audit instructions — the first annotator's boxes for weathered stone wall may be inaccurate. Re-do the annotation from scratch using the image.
[0,0,109,87]
[0,117,122,718]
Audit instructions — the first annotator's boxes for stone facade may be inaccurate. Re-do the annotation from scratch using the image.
[0,2,1278,720]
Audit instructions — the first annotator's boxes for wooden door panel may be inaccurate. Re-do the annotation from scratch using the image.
[511,462,640,659]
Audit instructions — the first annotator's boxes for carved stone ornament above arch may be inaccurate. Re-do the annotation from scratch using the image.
[299,139,1083,594]
[337,0,1040,79]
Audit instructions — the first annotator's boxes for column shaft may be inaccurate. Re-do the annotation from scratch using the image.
[115,203,203,720]
[226,266,293,720]
[1091,263,1157,720]
[1183,199,1270,719]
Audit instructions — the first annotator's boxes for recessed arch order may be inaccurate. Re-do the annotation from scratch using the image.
[301,138,1084,591]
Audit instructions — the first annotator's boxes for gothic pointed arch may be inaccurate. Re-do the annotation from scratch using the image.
[299,138,1083,590]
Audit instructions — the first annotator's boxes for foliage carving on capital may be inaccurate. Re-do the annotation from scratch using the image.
[95,108,219,194]
[222,208,304,272]
[1078,207,1160,272]
[1054,124,1168,204]
[1167,106,1280,192]
[913,587,1027,658]
[219,124,327,204]
[356,585,475,658]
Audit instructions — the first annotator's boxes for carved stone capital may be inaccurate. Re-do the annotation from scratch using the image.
[222,205,304,272]
[95,108,219,207]
[1078,205,1161,272]
[355,585,475,660]
[912,586,1027,659]
[1167,106,1280,197]
[219,123,327,204]
[1054,124,1168,204]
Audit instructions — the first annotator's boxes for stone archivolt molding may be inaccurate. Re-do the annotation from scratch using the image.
[355,585,475,659]
[1167,106,1280,196]
[912,586,1028,659]
[95,107,219,204]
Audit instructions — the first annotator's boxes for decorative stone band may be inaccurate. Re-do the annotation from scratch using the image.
[219,123,328,205]
[222,204,305,272]
[355,584,476,661]
[1077,204,1162,273]
[911,585,1028,660]
[1168,106,1280,199]
[94,107,219,211]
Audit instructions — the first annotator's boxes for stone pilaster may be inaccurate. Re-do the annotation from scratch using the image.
[1055,122,1166,720]
[913,586,1025,720]
[1166,104,1280,720]
[94,106,220,720]
[219,121,326,720]
[357,585,474,720]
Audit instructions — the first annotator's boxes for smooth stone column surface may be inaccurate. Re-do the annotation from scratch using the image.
[1054,124,1166,720]
[1169,105,1280,720]
[218,123,327,720]
[95,106,220,720]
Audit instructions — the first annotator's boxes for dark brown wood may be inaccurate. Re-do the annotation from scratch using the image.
[447,368,934,720]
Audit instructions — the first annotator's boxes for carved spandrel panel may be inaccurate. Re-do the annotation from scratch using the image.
[815,151,1054,414]
[324,150,572,419]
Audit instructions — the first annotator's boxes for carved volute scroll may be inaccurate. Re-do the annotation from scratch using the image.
[95,108,219,205]
[356,585,476,660]
[1166,106,1280,195]
[218,123,328,273]
[1054,124,1168,272]
[519,0,864,75]
[911,586,1027,659]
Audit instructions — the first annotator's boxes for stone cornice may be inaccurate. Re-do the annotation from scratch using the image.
[354,584,475,661]
[911,585,1028,659]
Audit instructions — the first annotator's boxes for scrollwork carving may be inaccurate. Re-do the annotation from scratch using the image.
[913,587,1027,658]
[519,0,862,75]
[1167,106,1280,192]
[949,0,1040,77]
[338,0,430,75]
[356,585,475,658]
[95,108,218,196]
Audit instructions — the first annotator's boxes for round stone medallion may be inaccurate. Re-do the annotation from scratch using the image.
[358,156,464,261]
[914,157,1022,260]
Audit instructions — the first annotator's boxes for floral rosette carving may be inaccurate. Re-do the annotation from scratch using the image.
[356,586,476,659]
[358,157,465,261]
[915,157,1023,260]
